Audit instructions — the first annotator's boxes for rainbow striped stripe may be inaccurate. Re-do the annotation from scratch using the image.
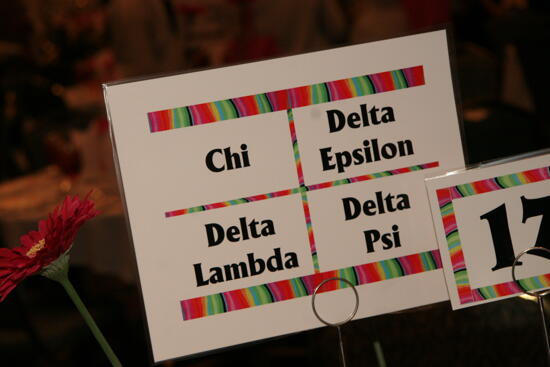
[286,109,320,271]
[181,249,441,320]
[164,161,439,218]
[165,187,305,217]
[300,190,318,272]
[306,161,439,191]
[287,109,305,186]
[436,166,550,304]
[148,66,425,132]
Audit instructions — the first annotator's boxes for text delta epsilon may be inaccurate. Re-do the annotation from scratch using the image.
[319,103,414,173]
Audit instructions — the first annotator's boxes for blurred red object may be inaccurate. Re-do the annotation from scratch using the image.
[44,132,81,177]
[402,0,451,30]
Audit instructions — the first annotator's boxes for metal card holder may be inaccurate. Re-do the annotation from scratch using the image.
[512,246,550,364]
[311,277,359,367]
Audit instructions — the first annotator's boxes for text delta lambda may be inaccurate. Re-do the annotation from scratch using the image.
[193,217,299,287]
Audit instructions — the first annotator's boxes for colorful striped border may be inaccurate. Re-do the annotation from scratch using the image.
[181,249,441,320]
[300,190,318,272]
[287,109,305,186]
[307,161,439,191]
[148,66,425,132]
[164,161,439,218]
[436,166,550,304]
[286,109,320,271]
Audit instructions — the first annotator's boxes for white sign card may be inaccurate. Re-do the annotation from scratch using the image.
[104,30,464,362]
[426,151,550,309]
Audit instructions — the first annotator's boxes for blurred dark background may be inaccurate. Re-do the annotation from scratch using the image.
[0,0,549,366]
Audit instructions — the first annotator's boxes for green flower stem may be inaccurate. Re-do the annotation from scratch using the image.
[59,277,122,367]
[41,252,122,367]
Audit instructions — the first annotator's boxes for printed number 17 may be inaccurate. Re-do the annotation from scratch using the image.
[480,194,550,271]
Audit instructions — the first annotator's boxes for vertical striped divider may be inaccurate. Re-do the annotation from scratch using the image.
[436,166,550,304]
[285,108,320,271]
[148,65,425,133]
[181,249,442,320]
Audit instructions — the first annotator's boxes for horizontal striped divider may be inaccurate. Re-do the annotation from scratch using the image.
[165,161,439,218]
[148,65,425,133]
[181,249,442,320]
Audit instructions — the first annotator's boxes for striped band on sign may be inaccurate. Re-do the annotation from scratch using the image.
[148,66,425,132]
[164,161,439,218]
[181,249,442,320]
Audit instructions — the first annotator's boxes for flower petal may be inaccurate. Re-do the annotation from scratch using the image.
[0,281,19,302]
[0,193,99,302]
